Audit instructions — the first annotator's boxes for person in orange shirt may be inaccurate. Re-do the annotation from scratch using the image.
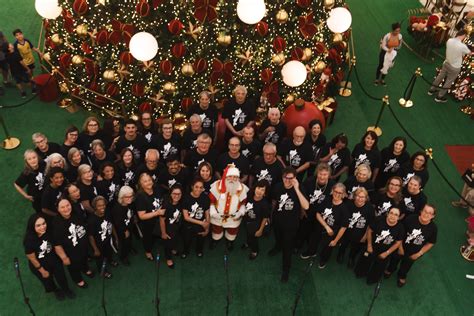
[374,23,403,86]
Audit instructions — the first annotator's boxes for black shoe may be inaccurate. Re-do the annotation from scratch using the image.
[427,90,435,96]
[181,252,188,259]
[54,290,66,301]
[31,87,37,95]
[21,91,26,99]
[110,260,119,268]
[209,240,218,250]
[268,247,280,256]
[281,272,289,283]
[373,80,379,86]
[300,251,316,259]
[380,80,387,86]
[226,240,234,251]
[197,252,203,258]
[249,252,258,260]
[77,281,88,289]
[241,243,249,250]
[85,270,95,278]
[397,279,406,288]
[434,96,447,103]
[121,258,130,266]
[384,272,392,279]
[64,289,76,299]
[318,261,327,269]
[347,257,355,269]
[336,252,344,264]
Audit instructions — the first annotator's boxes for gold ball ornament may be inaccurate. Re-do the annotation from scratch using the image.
[314,61,326,73]
[302,48,312,61]
[181,63,195,76]
[324,0,335,9]
[163,82,176,94]
[465,24,473,35]
[217,33,231,46]
[72,55,83,65]
[43,52,51,62]
[103,69,116,82]
[285,94,295,105]
[276,9,289,24]
[59,82,69,93]
[333,33,343,43]
[271,53,286,66]
[51,34,63,45]
[76,24,88,37]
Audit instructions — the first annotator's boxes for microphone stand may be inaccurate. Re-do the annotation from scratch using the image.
[292,257,315,316]
[154,254,161,316]
[14,257,35,316]
[224,249,231,316]
[366,279,382,316]
[101,259,108,316]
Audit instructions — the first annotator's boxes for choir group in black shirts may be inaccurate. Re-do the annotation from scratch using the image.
[15,84,437,301]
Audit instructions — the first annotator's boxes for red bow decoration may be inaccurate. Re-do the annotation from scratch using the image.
[62,10,75,33]
[111,19,135,46]
[263,80,280,106]
[194,0,218,23]
[210,59,233,84]
[299,12,318,39]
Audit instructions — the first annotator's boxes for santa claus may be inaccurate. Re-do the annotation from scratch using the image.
[209,164,249,249]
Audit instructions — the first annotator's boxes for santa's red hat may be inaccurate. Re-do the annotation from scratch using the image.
[219,164,240,192]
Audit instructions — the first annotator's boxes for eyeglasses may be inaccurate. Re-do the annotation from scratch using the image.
[171,192,182,196]
[263,152,275,155]
[88,123,99,127]
[333,191,345,195]
[123,195,133,199]
[229,144,240,147]
[142,118,152,121]
[389,183,401,187]
[34,139,46,144]
[284,176,295,180]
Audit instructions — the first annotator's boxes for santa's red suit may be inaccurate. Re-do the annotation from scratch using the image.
[209,165,249,241]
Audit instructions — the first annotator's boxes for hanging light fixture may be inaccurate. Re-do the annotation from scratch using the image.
[237,0,266,25]
[281,60,307,87]
[129,32,158,62]
[326,7,352,33]
[35,0,62,20]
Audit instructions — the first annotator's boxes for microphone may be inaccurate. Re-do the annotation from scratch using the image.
[374,280,382,298]
[156,254,160,263]
[14,257,19,278]
[101,258,107,277]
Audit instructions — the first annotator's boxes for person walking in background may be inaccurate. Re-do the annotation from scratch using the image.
[4,43,32,98]
[0,31,10,86]
[428,30,471,103]
[374,22,402,86]
[12,29,42,85]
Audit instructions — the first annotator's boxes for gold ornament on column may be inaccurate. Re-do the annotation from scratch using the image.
[285,94,295,105]
[333,33,343,43]
[314,61,326,73]
[72,55,83,65]
[43,52,51,62]
[276,9,289,24]
[76,24,88,37]
[301,48,312,61]
[181,63,195,76]
[324,0,335,9]
[51,34,63,45]
[217,33,232,46]
[163,82,176,94]
[271,53,286,66]
[103,69,117,82]
[59,82,69,93]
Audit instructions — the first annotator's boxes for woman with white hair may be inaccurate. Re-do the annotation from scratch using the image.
[76,164,98,214]
[222,85,256,142]
[14,149,46,213]
[343,164,375,200]
[258,107,287,145]
[186,90,219,142]
[45,153,67,177]
[112,186,135,265]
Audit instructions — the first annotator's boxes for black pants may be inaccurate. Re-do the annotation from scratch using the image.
[183,224,205,254]
[118,232,132,260]
[141,221,156,253]
[29,258,70,293]
[67,255,89,283]
[386,253,416,279]
[246,222,260,253]
[375,50,387,80]
[94,244,113,272]
[338,235,365,262]
[319,235,336,264]
[305,224,323,255]
[32,197,42,213]
[295,213,317,249]
[162,227,179,260]
[273,221,297,274]
[354,251,390,284]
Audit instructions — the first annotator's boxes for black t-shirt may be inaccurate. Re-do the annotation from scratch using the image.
[59,143,76,159]
[372,192,398,217]
[135,188,163,230]
[116,163,138,188]
[317,200,348,232]
[271,182,306,229]
[216,152,250,177]
[187,104,219,136]
[400,188,427,217]
[305,134,327,162]
[150,133,182,161]
[244,197,270,224]
[202,177,216,195]
[139,126,158,144]
[344,201,374,242]
[182,128,211,152]
[5,51,26,75]
[278,139,313,170]
[183,193,210,222]
[251,157,284,189]
[96,177,121,203]
[320,144,351,177]
[184,148,218,172]
[350,143,381,175]
[52,214,88,261]
[240,138,262,167]
[112,203,134,235]
[259,119,287,145]
[15,161,46,197]
[162,200,183,233]
[77,131,108,158]
[88,213,113,249]
[114,135,148,163]
[23,232,56,266]
[222,98,256,133]
[90,151,116,174]
[71,200,87,220]
[370,217,405,254]
[303,177,335,213]
[375,148,410,188]
[77,181,98,203]
[398,165,430,188]
[343,176,375,200]
[41,184,65,213]
[136,163,164,183]
[402,214,437,255]
[157,167,190,191]
[35,142,61,161]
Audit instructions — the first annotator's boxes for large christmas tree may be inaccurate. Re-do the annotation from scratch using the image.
[42,0,349,119]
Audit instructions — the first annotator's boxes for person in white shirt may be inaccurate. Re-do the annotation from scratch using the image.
[429,30,471,103]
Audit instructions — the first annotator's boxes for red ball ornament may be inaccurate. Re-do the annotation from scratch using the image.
[291,47,304,61]
[282,99,326,137]
[139,102,153,113]
[95,96,108,106]
[256,21,269,36]
[296,0,312,8]
[260,68,273,83]
[73,0,88,16]
[96,30,109,46]
[120,51,133,65]
[131,83,145,97]
[136,1,150,17]
[160,60,173,75]
[168,19,184,35]
[59,53,72,69]
[323,67,332,76]
[108,30,122,46]
[172,42,186,59]
[89,81,99,92]
[336,70,345,83]
[63,16,74,33]
[314,42,326,55]
[273,36,286,53]
[81,42,92,54]
[181,97,193,111]
[152,0,163,9]
[193,58,207,73]
[105,83,119,96]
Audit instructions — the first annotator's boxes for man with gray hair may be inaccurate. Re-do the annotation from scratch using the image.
[32,132,61,160]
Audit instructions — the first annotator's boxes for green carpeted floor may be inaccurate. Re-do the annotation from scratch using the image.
[1,0,473,315]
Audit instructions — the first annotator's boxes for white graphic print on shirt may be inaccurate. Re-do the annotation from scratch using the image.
[376,201,392,216]
[403,172,415,186]
[375,229,394,245]
[355,153,369,168]
[35,172,45,191]
[68,223,86,247]
[190,202,204,219]
[384,159,398,173]
[99,220,112,241]
[405,228,424,245]
[246,202,255,219]
[38,240,52,258]
[277,193,293,211]
[169,209,181,224]
[232,109,246,126]
[288,150,301,167]
[322,208,335,226]
[257,169,272,184]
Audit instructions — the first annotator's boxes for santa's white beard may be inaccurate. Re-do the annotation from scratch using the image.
[225,180,240,195]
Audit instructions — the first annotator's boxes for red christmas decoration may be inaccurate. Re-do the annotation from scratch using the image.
[291,47,304,60]
[299,12,317,39]
[296,0,312,8]
[260,68,273,83]
[89,81,99,92]
[160,60,173,75]
[335,70,345,83]
[105,83,119,96]
[256,21,268,36]
[262,80,280,105]
[59,53,72,69]
[84,58,98,77]
[314,42,326,55]
[136,1,150,17]
[131,83,145,97]
[193,58,207,73]
[95,96,108,106]
[81,42,92,54]
[139,102,153,113]
[181,97,193,111]
[194,0,218,23]
[152,0,164,9]
[108,30,122,45]
[63,16,74,33]
[273,36,286,53]
[210,59,233,84]
[96,30,109,46]
[120,51,133,65]
[72,0,89,16]
[111,20,135,46]
[172,42,186,58]
[168,19,184,35]
[283,99,326,136]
